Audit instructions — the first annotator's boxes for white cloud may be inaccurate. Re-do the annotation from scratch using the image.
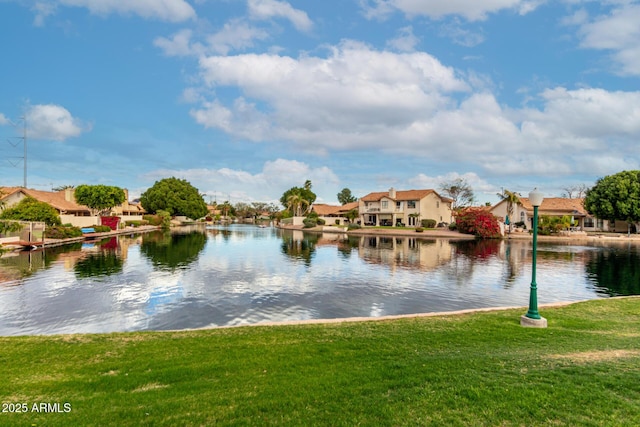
[154,20,270,57]
[206,19,270,55]
[0,113,9,126]
[438,19,485,47]
[187,41,640,182]
[360,0,540,22]
[40,0,196,23]
[248,0,313,32]
[26,104,89,141]
[142,159,340,203]
[154,29,205,57]
[32,1,57,26]
[386,26,420,52]
[574,3,640,75]
[192,40,469,148]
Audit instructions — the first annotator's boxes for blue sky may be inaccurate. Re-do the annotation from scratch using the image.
[1,0,639,206]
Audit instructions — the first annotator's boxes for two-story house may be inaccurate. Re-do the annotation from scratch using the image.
[358,188,453,227]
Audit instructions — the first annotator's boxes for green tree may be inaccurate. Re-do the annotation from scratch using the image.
[74,184,126,216]
[345,208,359,223]
[496,189,521,233]
[140,177,208,220]
[337,188,357,205]
[280,181,316,215]
[0,197,61,226]
[286,193,310,217]
[439,178,475,211]
[584,170,640,232]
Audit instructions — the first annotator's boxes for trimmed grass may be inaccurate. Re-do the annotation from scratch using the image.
[1,298,639,426]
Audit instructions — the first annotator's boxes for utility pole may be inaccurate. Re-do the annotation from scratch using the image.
[5,115,27,188]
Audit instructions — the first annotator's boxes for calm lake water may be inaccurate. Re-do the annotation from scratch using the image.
[1,224,639,336]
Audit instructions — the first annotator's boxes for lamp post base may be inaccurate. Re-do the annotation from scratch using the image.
[520,315,547,328]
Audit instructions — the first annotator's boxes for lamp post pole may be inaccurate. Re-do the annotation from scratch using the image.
[521,188,547,328]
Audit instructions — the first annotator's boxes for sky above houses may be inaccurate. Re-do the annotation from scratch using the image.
[1,0,639,206]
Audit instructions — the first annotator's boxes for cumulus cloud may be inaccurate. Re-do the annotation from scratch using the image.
[386,26,420,52]
[32,0,195,23]
[26,104,89,141]
[185,40,640,182]
[154,20,270,57]
[192,40,469,150]
[360,0,540,22]
[206,19,271,55]
[574,3,640,75]
[0,113,9,126]
[248,0,313,32]
[142,159,340,203]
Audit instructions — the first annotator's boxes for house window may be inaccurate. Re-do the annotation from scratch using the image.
[381,201,388,209]
[584,217,594,228]
[396,201,401,209]
[436,201,440,208]
[520,211,525,222]
[407,201,416,209]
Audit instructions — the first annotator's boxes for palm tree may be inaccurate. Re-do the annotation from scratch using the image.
[286,193,310,217]
[497,189,521,233]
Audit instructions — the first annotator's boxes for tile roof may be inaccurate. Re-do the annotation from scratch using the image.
[360,189,437,202]
[312,201,359,216]
[1,187,90,213]
[519,197,588,215]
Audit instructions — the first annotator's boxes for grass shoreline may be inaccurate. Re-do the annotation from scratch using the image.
[1,297,639,426]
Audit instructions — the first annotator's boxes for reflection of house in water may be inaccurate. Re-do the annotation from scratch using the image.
[357,236,453,272]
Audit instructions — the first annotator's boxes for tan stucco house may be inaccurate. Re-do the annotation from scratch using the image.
[0,187,145,227]
[310,202,358,225]
[489,197,619,232]
[358,188,453,227]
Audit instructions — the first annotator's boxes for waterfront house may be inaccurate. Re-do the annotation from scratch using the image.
[358,188,453,227]
[0,187,144,227]
[489,197,623,232]
[310,202,358,225]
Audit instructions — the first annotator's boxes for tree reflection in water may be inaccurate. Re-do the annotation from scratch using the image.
[586,248,640,296]
[280,232,319,266]
[74,250,123,278]
[140,231,207,271]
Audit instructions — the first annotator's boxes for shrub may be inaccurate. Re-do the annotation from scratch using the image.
[317,218,326,226]
[93,225,112,233]
[143,214,164,226]
[303,218,317,228]
[415,227,424,232]
[421,219,436,228]
[45,225,83,239]
[347,223,361,230]
[448,222,457,231]
[455,209,501,239]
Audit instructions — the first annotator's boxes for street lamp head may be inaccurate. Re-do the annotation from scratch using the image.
[529,188,544,207]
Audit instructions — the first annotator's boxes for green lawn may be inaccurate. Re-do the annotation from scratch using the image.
[1,298,639,426]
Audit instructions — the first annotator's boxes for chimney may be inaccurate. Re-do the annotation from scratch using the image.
[389,187,396,199]
[123,188,129,202]
[64,188,74,202]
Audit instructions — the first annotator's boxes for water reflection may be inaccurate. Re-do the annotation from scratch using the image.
[74,250,123,277]
[1,225,640,336]
[140,231,206,271]
[0,243,82,283]
[586,245,640,296]
[281,230,318,266]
